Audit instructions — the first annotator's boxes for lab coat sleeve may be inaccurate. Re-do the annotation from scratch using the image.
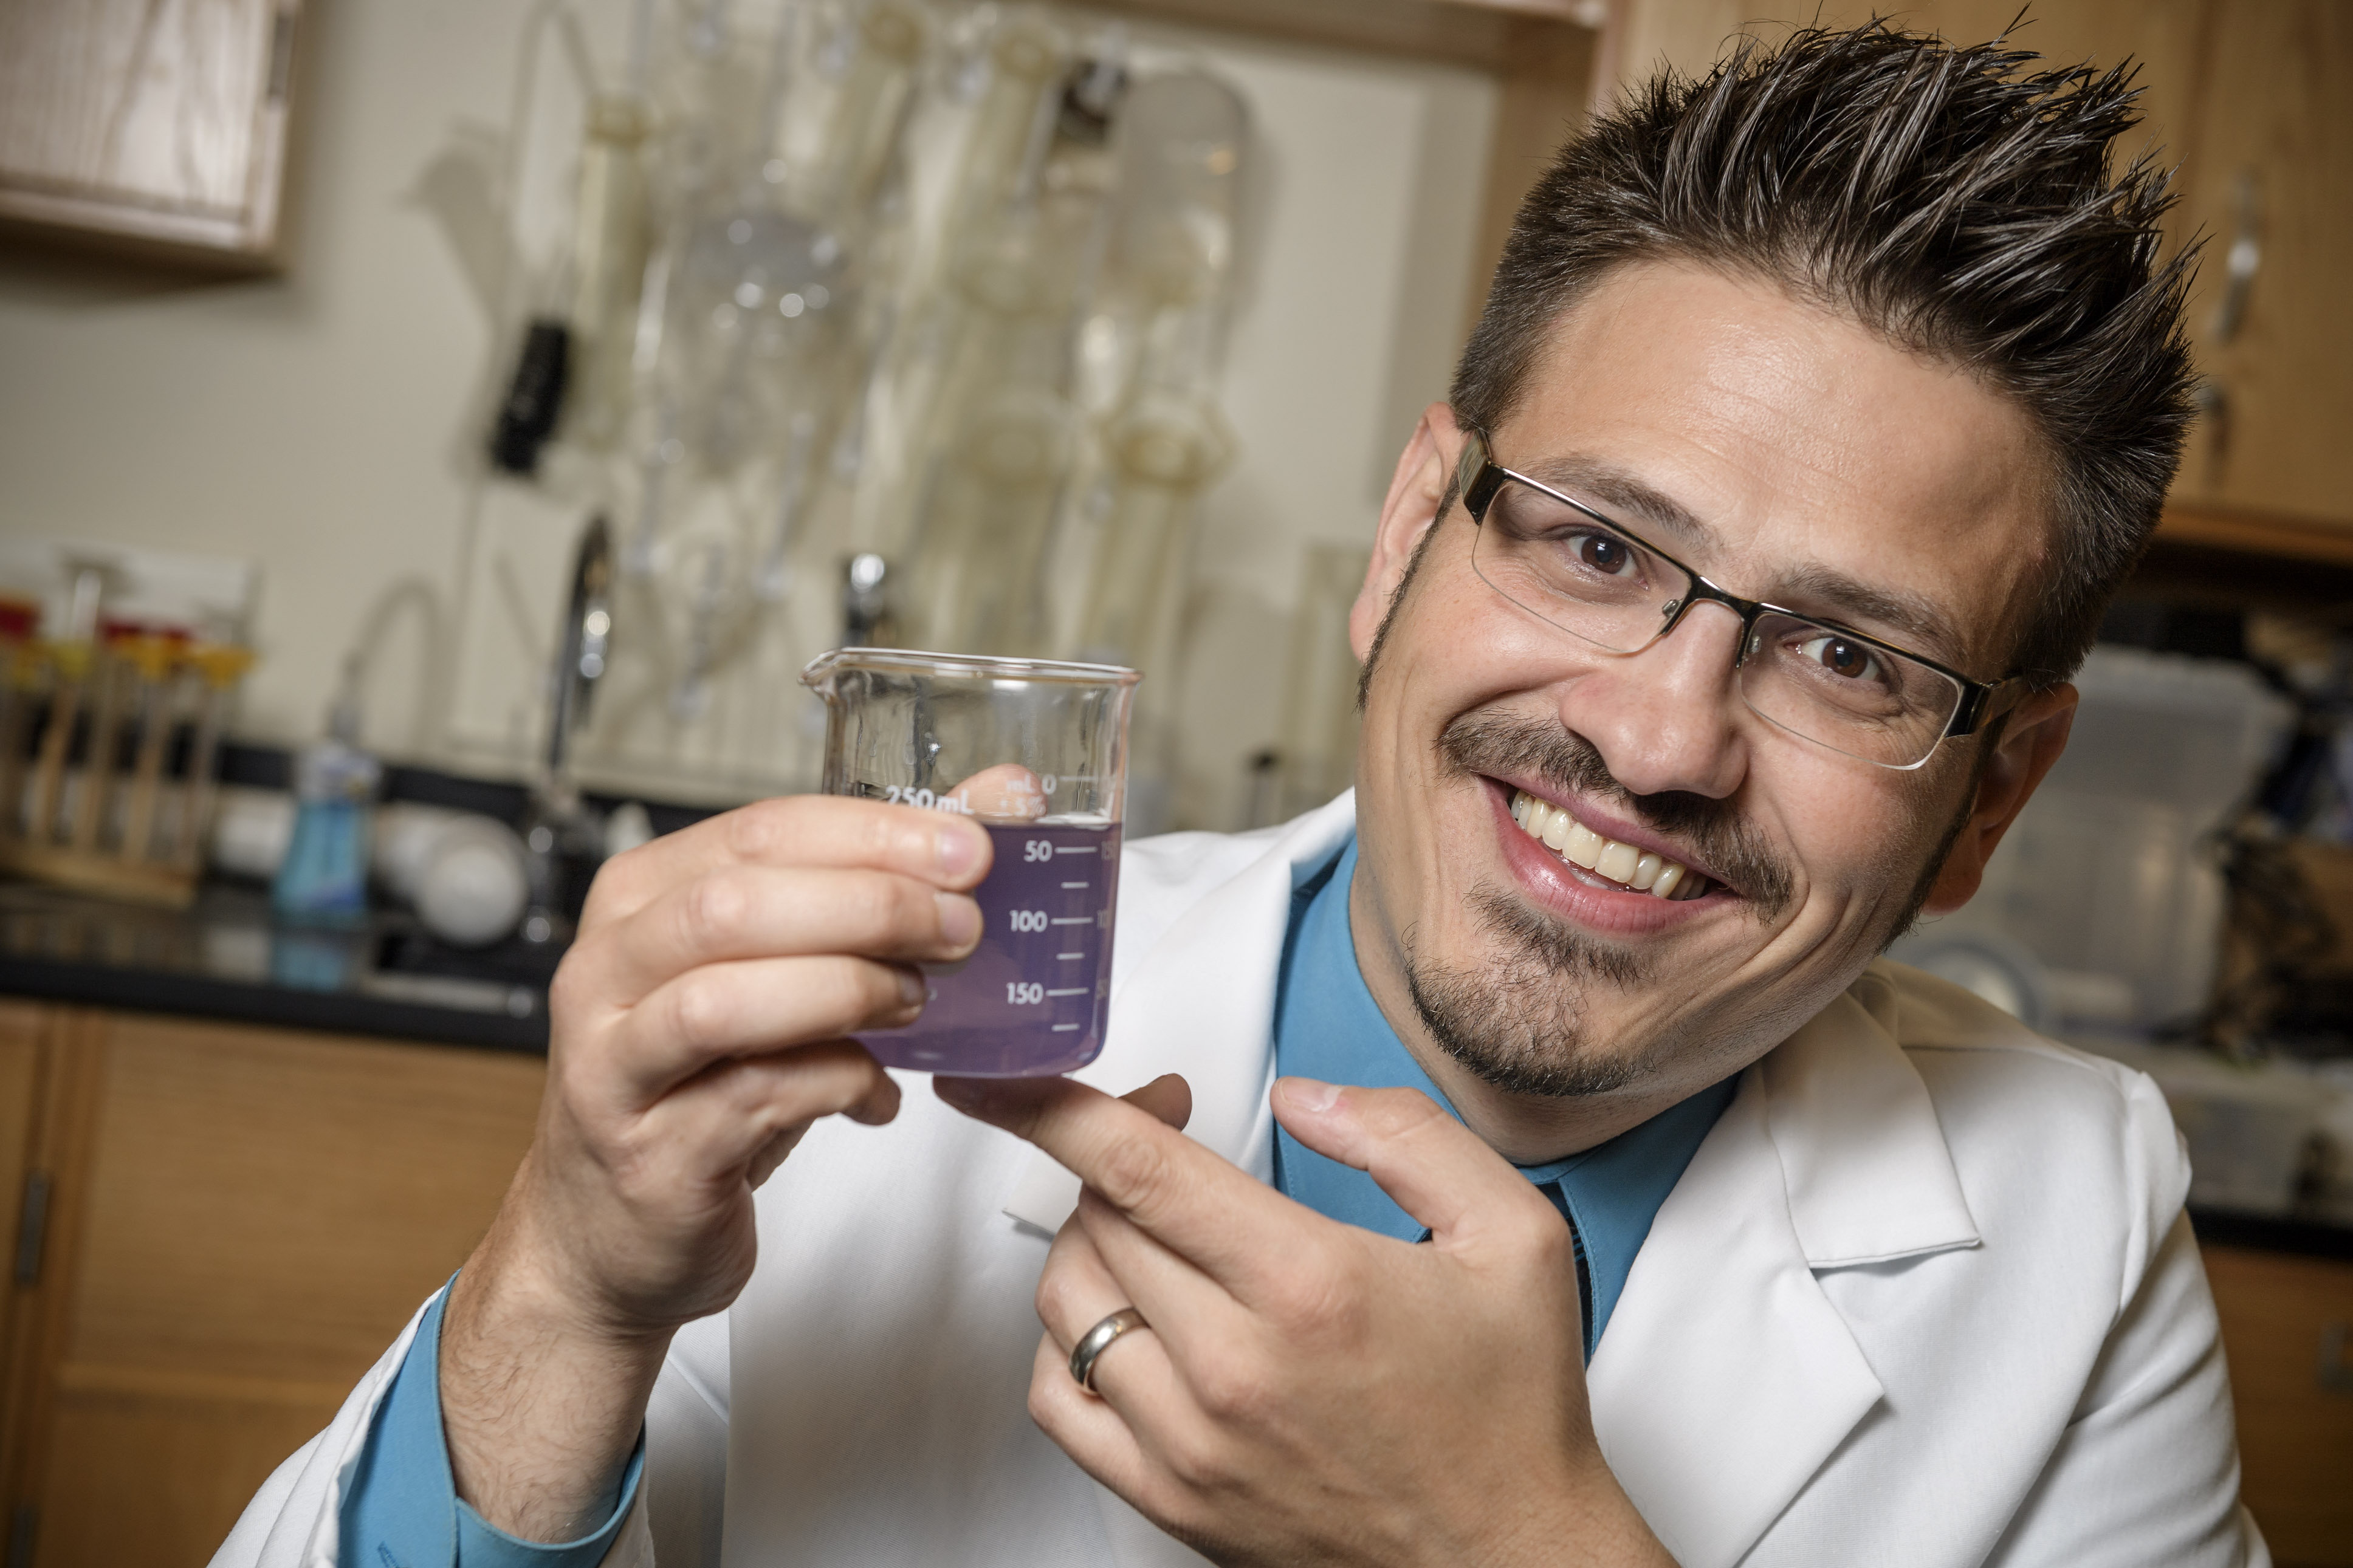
[1980,1070,2271,1568]
[208,1295,433,1568]
[207,1299,732,1568]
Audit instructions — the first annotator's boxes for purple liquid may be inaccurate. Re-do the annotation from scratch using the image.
[859,821,1121,1077]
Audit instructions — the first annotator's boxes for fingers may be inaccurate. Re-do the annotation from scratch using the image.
[938,1075,1297,1300]
[565,863,981,1010]
[604,954,926,1098]
[580,795,992,931]
[1123,1072,1194,1132]
[952,763,1048,823]
[634,1040,901,1181]
[1025,1332,1168,1510]
[1027,1217,1214,1541]
[1033,1210,1192,1422]
[1272,1078,1561,1250]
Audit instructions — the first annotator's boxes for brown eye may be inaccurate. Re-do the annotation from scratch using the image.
[1573,533,1633,576]
[1802,633,1881,682]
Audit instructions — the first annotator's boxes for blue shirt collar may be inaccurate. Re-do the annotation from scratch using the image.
[1271,834,1736,1359]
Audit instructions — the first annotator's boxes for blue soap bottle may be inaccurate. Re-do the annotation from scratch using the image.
[272,679,382,926]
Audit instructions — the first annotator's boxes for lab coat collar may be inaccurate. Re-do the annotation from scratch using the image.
[1590,966,1981,1567]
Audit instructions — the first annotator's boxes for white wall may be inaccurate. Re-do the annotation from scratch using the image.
[0,0,529,756]
[0,0,1496,830]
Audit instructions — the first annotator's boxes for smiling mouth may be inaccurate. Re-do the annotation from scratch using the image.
[1508,788,1716,901]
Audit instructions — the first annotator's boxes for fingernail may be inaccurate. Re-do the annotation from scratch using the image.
[1282,1077,1342,1112]
[936,824,982,878]
[936,892,981,946]
[896,967,927,1008]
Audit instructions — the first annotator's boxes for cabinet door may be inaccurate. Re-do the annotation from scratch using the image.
[2165,1,2353,531]
[0,0,303,267]
[2204,1244,2353,1567]
[8,1013,543,1568]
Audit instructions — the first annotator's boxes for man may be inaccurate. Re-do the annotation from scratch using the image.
[220,21,2264,1568]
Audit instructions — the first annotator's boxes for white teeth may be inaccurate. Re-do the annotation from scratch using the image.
[1541,808,1572,853]
[1509,790,1700,900]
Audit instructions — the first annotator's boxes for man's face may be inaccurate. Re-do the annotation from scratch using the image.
[1350,261,2052,1110]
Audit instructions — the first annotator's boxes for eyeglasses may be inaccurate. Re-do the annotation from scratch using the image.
[1457,431,2025,770]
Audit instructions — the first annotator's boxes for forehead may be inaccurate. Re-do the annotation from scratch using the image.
[1496,261,2048,671]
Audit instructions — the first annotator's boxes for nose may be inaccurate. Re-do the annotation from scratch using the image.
[1558,600,1750,799]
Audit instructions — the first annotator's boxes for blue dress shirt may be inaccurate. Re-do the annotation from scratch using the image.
[345,830,1731,1556]
[1272,836,1735,1359]
[339,1281,642,1567]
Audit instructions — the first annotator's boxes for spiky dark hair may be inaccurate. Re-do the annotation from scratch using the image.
[1449,19,2199,688]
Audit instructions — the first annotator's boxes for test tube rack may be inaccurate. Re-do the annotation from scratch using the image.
[0,634,254,909]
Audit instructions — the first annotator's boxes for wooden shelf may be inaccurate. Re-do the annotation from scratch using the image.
[2157,503,2353,572]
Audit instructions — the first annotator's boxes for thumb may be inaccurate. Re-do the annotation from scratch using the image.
[1271,1077,1553,1247]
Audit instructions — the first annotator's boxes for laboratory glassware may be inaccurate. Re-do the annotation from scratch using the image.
[802,646,1139,1075]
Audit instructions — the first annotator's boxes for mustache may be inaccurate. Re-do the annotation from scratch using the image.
[1437,710,1795,923]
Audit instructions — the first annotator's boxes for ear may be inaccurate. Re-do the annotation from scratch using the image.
[1348,402,1464,663]
[1917,683,2076,916]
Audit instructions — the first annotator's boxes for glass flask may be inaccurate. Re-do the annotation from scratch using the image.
[802,647,1140,1075]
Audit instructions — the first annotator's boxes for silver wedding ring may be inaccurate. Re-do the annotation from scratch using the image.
[1068,1307,1150,1393]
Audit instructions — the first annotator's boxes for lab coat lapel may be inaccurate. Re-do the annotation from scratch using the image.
[1589,973,1980,1567]
[1002,793,1356,1228]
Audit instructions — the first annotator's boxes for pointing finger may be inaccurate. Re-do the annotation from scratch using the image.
[936,1074,1296,1299]
[1272,1078,1561,1253]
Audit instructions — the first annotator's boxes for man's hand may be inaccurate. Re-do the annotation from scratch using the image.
[441,796,989,1541]
[937,1072,1676,1568]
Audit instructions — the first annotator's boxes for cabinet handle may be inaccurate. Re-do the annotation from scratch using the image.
[2208,170,2261,345]
[2322,1321,2353,1395]
[11,1171,47,1287]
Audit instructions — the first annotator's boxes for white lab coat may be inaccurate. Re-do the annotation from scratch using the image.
[215,793,2267,1568]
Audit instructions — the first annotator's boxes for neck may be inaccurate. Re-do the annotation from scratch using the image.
[1344,858,1695,1166]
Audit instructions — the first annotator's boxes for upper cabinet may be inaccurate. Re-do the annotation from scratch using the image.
[2165,2,2353,537]
[0,0,306,270]
[1597,0,2353,553]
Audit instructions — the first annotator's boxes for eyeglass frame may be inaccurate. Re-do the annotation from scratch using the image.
[1454,428,2029,771]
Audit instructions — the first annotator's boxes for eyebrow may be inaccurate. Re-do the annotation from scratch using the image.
[1508,451,1972,666]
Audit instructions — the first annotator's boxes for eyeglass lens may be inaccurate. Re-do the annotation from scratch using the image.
[1469,478,1966,768]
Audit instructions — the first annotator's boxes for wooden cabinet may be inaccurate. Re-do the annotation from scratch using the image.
[0,1007,542,1568]
[2205,1245,2353,1568]
[1595,0,2353,551]
[0,997,2344,1565]
[2163,2,2353,535]
[0,0,307,269]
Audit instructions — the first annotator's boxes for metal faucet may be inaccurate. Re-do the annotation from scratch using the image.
[521,515,614,945]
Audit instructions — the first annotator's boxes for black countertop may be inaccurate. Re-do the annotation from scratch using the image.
[1,878,2348,1261]
[0,880,553,1052]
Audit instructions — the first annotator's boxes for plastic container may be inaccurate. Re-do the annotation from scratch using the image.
[1924,647,2293,1029]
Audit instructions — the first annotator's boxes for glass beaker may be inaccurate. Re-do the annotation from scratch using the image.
[801,647,1140,1075]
